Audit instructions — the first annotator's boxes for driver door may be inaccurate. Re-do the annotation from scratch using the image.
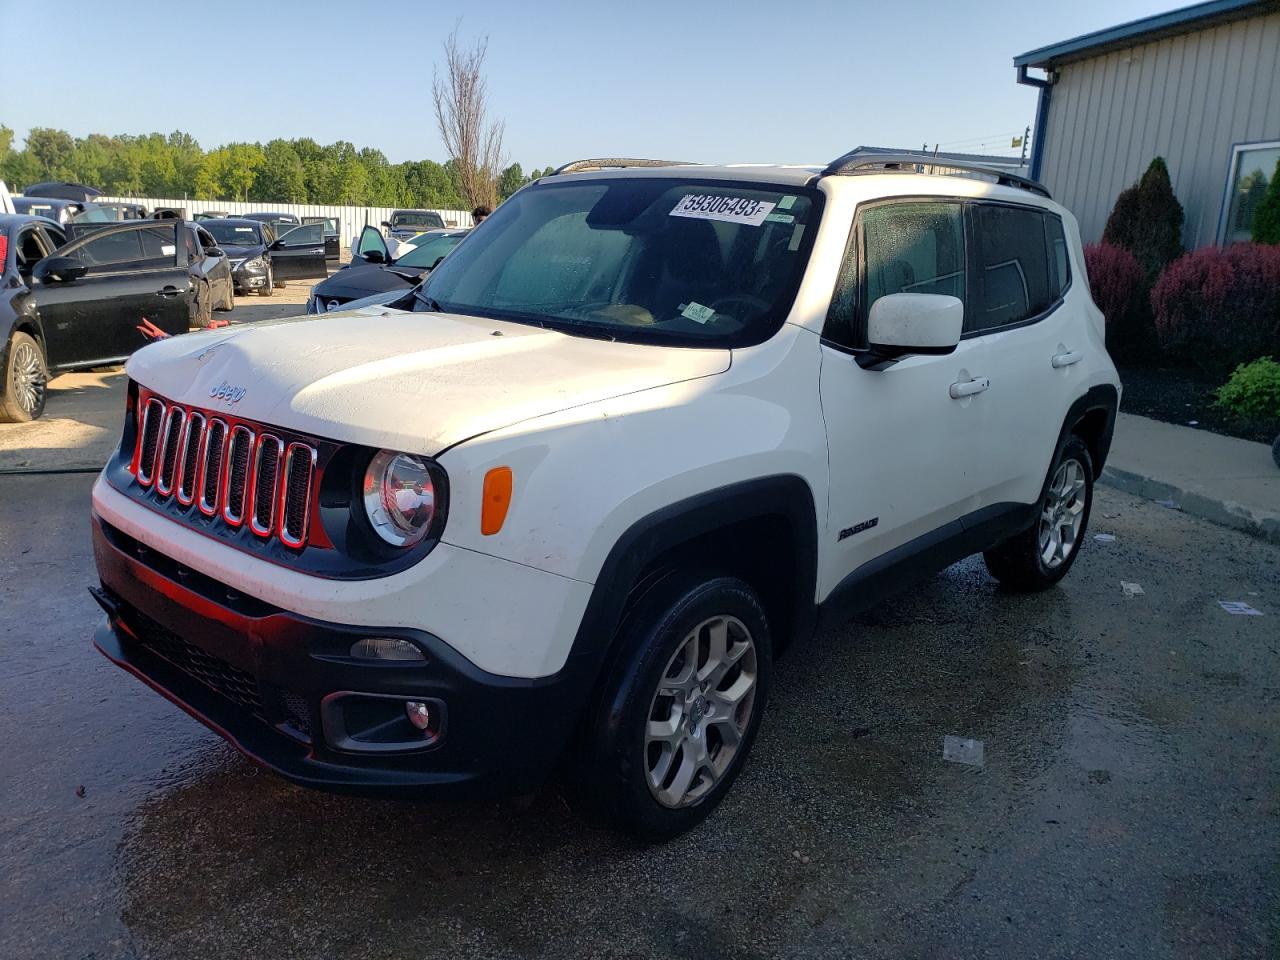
[270,222,328,280]
[352,224,390,264]
[818,199,991,600]
[34,223,189,368]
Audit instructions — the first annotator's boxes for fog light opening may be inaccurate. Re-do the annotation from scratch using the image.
[349,637,425,661]
[406,700,431,731]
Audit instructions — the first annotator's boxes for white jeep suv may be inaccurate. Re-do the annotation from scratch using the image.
[90,153,1120,839]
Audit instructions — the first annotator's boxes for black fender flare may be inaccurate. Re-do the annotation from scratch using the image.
[568,474,820,676]
[1055,383,1119,479]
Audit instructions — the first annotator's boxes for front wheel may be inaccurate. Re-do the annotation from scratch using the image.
[984,435,1094,591]
[580,573,771,841]
[1,331,49,423]
[257,265,274,297]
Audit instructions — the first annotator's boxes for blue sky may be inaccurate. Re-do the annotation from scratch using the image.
[1,0,1180,169]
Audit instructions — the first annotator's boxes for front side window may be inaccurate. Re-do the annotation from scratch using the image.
[971,204,1052,332]
[1222,142,1280,244]
[416,178,821,348]
[826,201,965,348]
[66,226,177,270]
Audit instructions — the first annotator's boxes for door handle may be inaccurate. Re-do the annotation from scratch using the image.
[949,376,990,399]
[1051,351,1083,368]
[156,286,180,298]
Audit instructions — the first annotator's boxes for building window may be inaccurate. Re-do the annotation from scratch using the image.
[1221,141,1280,245]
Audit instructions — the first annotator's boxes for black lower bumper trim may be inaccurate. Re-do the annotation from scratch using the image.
[91,514,595,799]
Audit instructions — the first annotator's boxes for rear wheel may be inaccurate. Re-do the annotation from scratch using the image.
[984,435,1094,591]
[1,332,48,423]
[579,573,771,841]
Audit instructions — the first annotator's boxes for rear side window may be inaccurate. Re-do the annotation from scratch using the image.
[970,204,1053,332]
[826,200,965,348]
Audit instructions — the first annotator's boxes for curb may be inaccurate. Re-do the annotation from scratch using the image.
[1100,465,1280,545]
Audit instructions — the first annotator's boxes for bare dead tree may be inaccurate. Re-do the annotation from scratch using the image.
[432,27,505,211]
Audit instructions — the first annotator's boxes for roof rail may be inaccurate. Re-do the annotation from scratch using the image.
[551,158,697,176]
[820,150,1051,199]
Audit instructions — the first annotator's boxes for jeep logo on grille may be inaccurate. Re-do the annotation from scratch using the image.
[209,381,246,404]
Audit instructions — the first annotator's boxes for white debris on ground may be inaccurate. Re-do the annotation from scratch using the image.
[1121,581,1145,598]
[1218,601,1263,616]
[942,735,984,767]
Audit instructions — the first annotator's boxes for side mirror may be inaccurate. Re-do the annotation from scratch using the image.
[206,246,225,257]
[380,220,391,228]
[34,256,88,283]
[362,249,387,264]
[269,238,284,250]
[866,293,963,360]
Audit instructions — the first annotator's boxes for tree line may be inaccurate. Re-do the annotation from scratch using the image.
[0,126,551,209]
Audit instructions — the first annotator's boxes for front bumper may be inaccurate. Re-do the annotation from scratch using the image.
[232,263,269,292]
[90,514,590,798]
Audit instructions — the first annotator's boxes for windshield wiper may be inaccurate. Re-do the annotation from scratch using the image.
[413,288,443,312]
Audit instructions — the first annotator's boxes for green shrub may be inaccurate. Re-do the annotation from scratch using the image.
[1215,357,1280,422]
[1253,158,1280,245]
[1103,157,1185,283]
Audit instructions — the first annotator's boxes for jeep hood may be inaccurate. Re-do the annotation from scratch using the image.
[126,308,730,454]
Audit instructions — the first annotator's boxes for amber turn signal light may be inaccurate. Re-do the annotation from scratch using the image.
[481,466,513,535]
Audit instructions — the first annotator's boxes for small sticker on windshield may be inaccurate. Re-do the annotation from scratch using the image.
[681,302,716,324]
[778,195,797,210]
[788,224,806,252]
[161,244,176,256]
[764,212,795,224]
[671,194,776,227]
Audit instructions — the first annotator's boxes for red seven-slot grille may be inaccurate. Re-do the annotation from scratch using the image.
[134,394,317,549]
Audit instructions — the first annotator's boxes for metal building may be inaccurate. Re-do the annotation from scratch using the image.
[1014,0,1280,248]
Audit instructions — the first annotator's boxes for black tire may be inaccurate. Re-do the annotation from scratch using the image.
[193,281,214,329]
[579,572,772,841]
[258,265,274,297]
[984,435,1094,592]
[1,331,49,423]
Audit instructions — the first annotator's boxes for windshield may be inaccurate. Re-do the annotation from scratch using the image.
[396,233,465,269]
[415,178,820,347]
[392,211,443,228]
[204,221,261,245]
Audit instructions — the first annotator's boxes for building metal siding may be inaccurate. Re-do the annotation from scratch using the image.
[1038,8,1280,248]
[96,197,474,250]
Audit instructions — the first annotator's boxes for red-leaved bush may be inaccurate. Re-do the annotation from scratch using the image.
[1150,242,1280,372]
[1083,241,1150,360]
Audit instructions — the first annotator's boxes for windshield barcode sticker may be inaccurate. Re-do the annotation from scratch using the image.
[670,194,776,226]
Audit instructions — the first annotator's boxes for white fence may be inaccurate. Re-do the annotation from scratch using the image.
[99,196,473,249]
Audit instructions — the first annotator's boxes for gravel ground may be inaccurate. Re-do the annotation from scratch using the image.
[1,475,1277,959]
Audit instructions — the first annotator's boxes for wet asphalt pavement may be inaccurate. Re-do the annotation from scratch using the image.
[1,474,1277,959]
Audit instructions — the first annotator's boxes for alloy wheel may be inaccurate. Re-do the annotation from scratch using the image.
[1038,459,1086,569]
[11,341,46,415]
[644,615,758,809]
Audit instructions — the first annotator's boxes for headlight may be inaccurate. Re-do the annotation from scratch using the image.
[241,257,266,271]
[362,450,438,546]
